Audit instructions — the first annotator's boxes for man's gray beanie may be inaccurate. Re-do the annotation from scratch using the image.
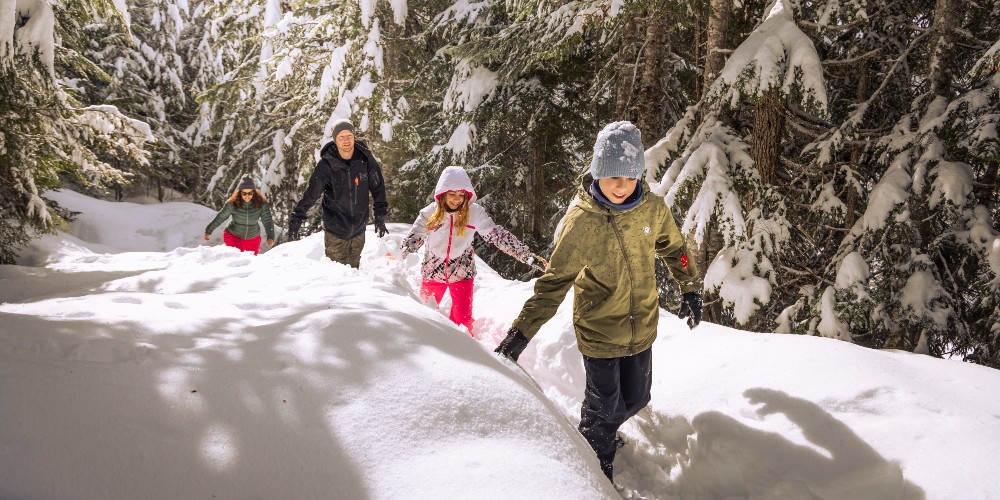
[590,121,645,180]
[331,118,356,137]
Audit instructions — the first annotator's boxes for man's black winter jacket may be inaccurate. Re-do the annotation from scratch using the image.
[291,140,389,240]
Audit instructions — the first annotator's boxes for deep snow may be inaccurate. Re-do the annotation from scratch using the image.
[1,189,998,499]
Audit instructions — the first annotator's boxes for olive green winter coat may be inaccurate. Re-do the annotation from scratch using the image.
[512,182,701,358]
[206,201,275,241]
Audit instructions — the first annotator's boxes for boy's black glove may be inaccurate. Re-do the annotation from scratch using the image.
[495,326,529,362]
[678,291,703,328]
[287,218,302,241]
[374,215,388,238]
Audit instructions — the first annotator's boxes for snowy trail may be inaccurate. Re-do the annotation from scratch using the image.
[367,234,932,500]
[2,190,999,499]
[1,195,618,499]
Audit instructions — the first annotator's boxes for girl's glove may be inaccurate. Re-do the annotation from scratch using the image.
[526,254,548,273]
[678,291,703,329]
[495,327,529,362]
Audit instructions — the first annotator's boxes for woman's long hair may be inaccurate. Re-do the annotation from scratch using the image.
[427,192,470,236]
[228,188,267,209]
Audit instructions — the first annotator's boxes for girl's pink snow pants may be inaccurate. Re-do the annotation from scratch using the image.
[420,279,475,335]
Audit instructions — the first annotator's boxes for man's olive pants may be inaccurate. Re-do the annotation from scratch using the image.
[324,231,365,268]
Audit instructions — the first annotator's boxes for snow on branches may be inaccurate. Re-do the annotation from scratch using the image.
[707,0,828,114]
[1,0,55,77]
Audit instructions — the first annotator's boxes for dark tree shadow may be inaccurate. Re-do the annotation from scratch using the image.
[1,253,618,499]
[618,389,925,500]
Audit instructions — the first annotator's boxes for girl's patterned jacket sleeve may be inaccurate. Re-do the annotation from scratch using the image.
[400,203,434,256]
[473,205,535,264]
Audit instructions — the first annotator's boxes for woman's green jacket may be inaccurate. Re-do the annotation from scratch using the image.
[206,201,275,241]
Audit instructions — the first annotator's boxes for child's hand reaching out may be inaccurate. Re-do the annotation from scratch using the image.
[529,254,548,273]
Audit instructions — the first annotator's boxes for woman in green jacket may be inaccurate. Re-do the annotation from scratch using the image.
[495,121,703,482]
[204,176,275,255]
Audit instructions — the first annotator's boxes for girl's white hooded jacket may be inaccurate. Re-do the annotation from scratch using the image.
[402,167,535,283]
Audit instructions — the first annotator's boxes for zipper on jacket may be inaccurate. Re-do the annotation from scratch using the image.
[350,162,358,233]
[445,214,454,283]
[608,209,637,354]
[243,203,251,239]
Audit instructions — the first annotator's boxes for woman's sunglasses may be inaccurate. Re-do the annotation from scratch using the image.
[240,190,254,196]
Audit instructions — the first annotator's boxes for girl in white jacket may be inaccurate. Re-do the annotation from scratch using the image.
[401,166,546,335]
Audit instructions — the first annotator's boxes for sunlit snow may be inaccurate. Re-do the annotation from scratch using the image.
[2,190,999,499]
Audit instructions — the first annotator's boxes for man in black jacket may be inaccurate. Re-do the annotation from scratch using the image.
[288,119,389,268]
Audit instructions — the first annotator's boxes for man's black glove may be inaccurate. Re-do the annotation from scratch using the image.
[287,218,302,241]
[374,215,388,238]
[678,291,703,328]
[495,326,529,362]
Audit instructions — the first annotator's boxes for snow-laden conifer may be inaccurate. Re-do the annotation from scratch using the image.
[194,0,409,226]
[1,0,152,263]
[779,0,1000,363]
[648,0,827,325]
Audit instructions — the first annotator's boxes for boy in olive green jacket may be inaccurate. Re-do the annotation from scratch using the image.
[496,121,703,482]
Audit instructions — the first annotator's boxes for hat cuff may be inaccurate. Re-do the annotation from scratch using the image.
[590,165,644,180]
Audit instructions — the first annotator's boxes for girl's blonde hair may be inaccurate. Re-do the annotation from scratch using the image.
[427,191,470,236]
[228,188,267,209]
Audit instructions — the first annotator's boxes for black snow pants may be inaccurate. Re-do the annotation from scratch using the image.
[578,347,653,480]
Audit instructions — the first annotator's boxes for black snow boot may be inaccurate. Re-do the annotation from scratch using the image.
[600,459,613,481]
[615,434,625,449]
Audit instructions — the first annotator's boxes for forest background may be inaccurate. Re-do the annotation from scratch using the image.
[2,0,999,368]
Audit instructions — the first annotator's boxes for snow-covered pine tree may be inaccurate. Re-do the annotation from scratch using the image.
[193,0,411,231]
[647,0,828,327]
[790,0,1000,366]
[0,0,152,263]
[89,0,200,201]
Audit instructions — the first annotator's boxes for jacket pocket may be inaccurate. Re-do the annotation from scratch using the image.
[573,267,613,322]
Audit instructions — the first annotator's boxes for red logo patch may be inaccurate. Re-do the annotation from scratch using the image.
[680,254,689,269]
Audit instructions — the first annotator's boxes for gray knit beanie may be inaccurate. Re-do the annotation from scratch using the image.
[331,118,356,138]
[238,175,256,190]
[589,121,645,179]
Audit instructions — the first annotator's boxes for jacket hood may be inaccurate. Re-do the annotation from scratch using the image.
[320,140,340,159]
[320,138,372,165]
[434,166,477,202]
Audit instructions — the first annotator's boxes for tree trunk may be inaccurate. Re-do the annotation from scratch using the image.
[694,3,704,101]
[928,0,962,97]
[701,220,724,324]
[528,131,548,242]
[846,61,871,228]
[613,17,642,120]
[910,0,963,251]
[751,88,784,186]
[694,0,732,300]
[636,10,668,147]
[702,0,732,95]
[192,149,201,199]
